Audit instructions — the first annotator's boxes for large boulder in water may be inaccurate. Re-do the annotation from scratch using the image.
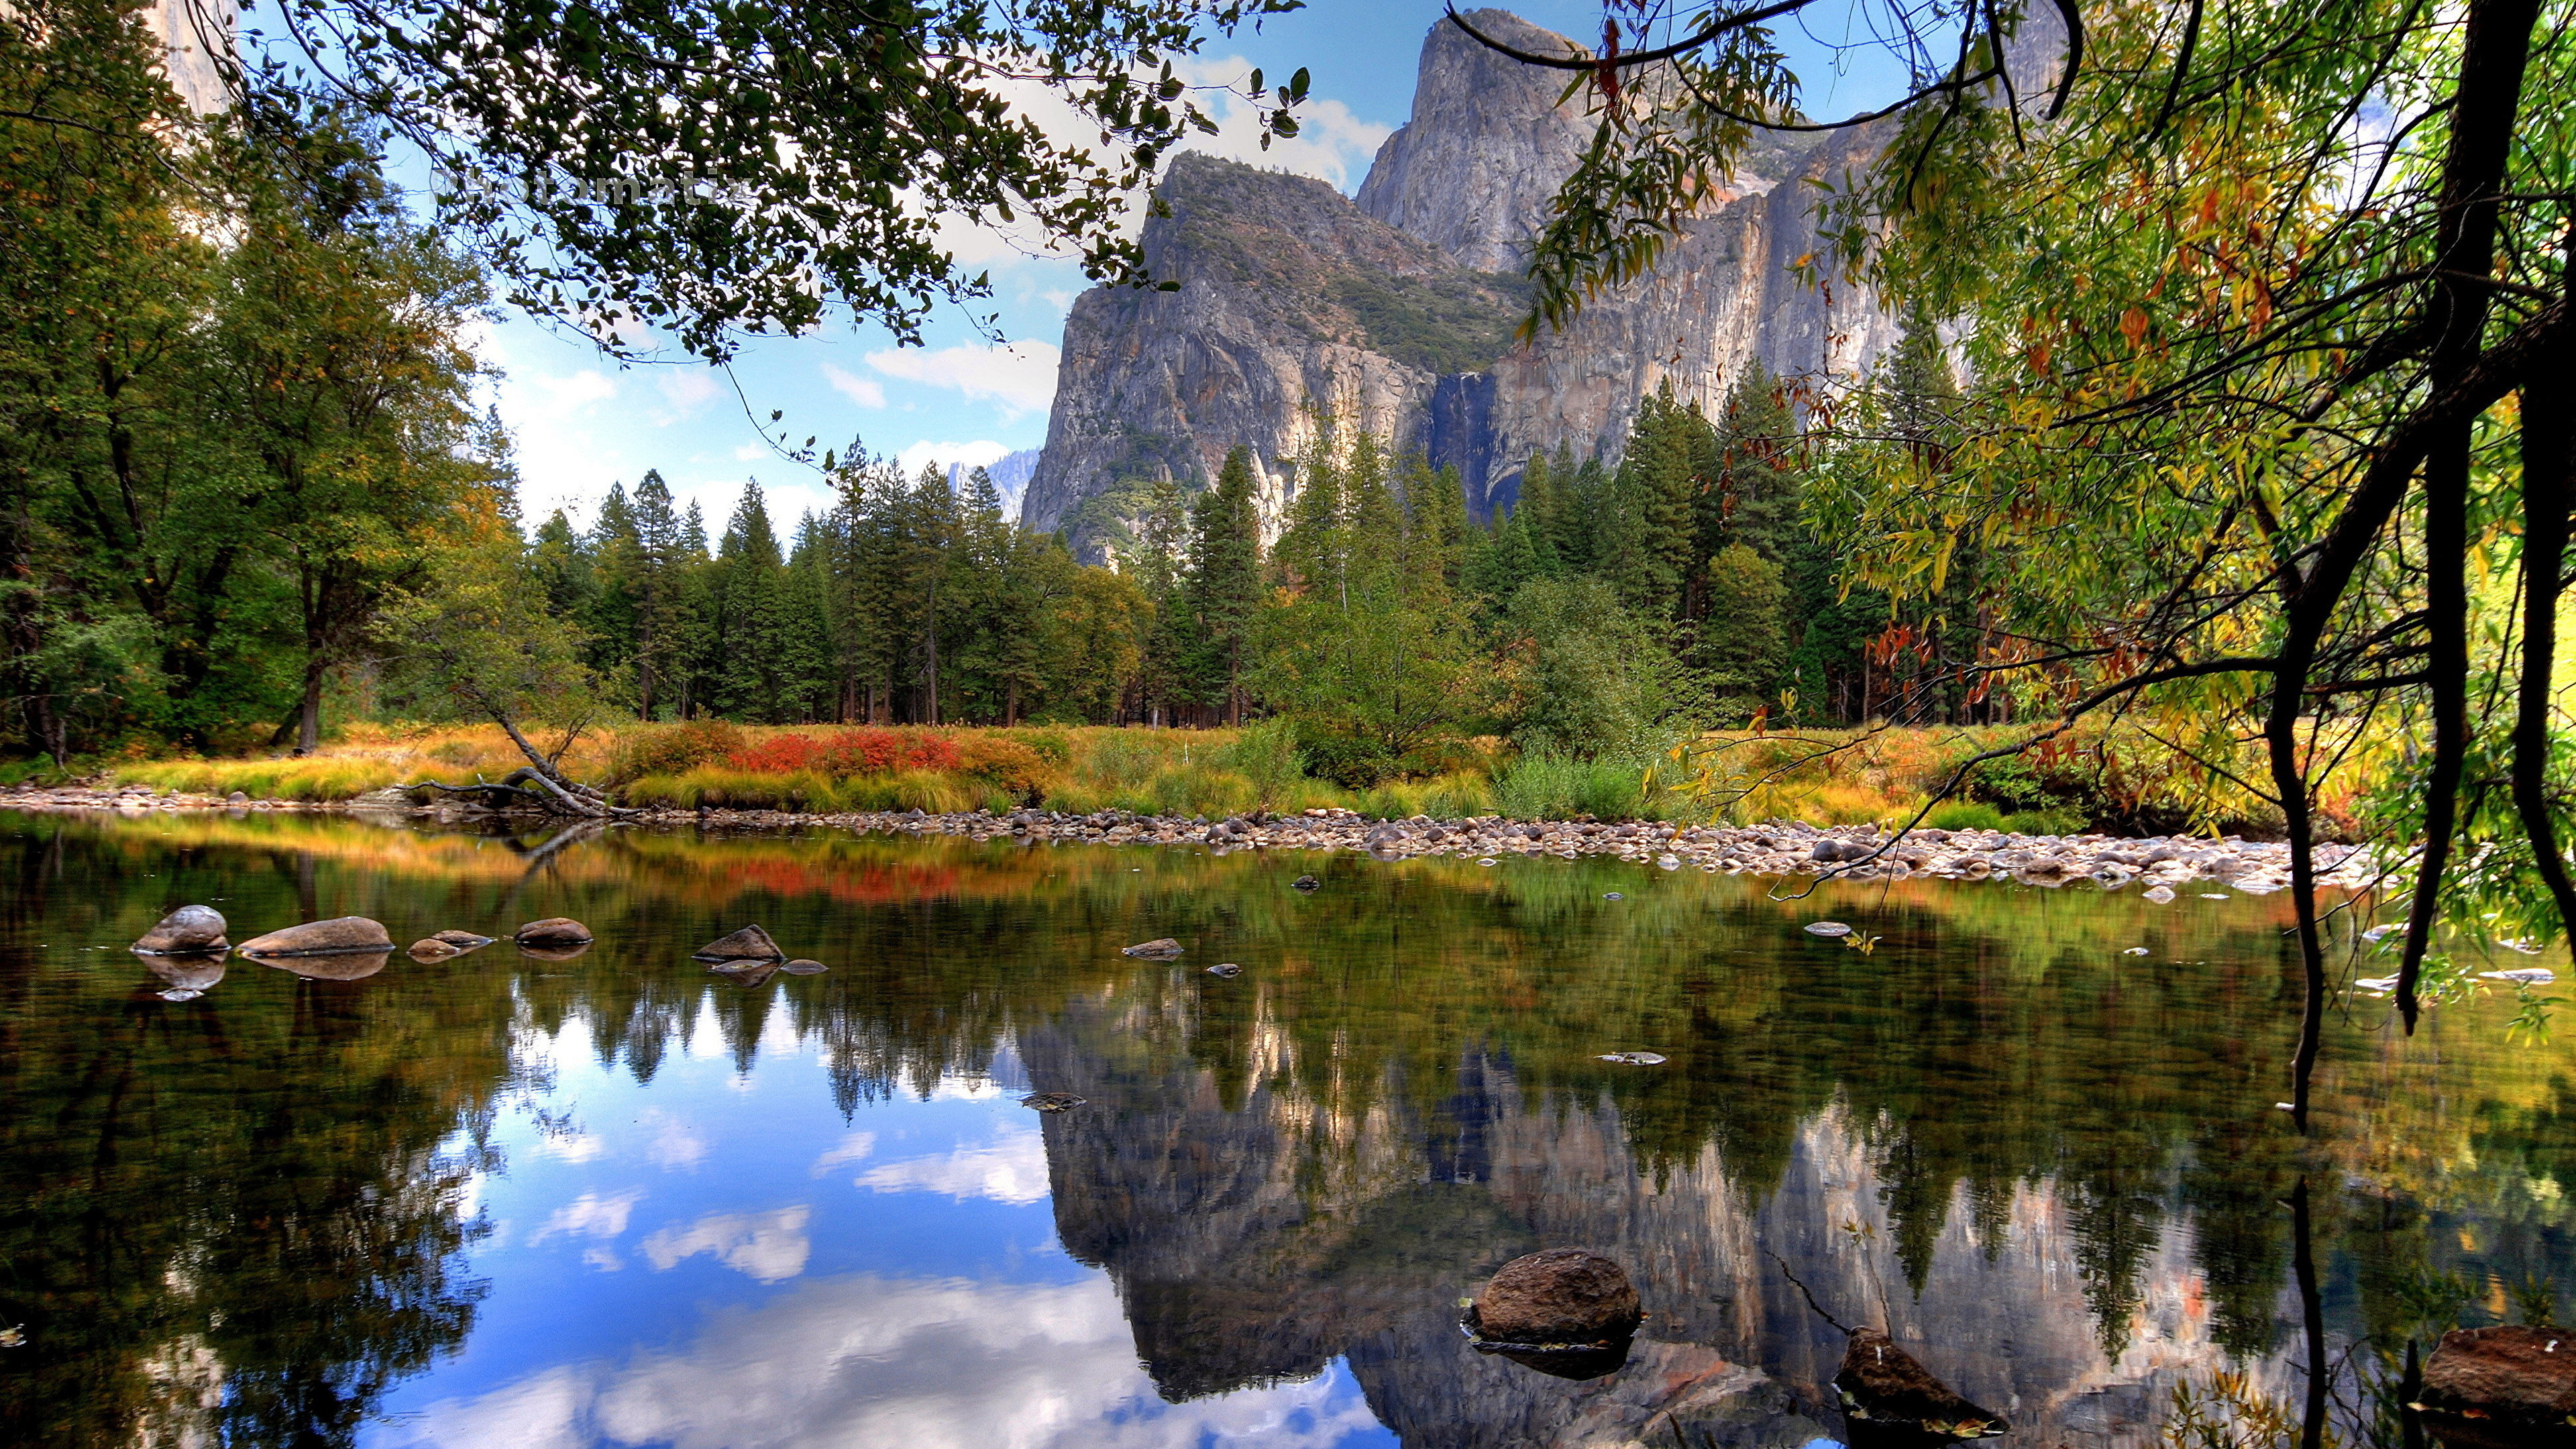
[133,904,227,955]
[2418,1325,2576,1432]
[1472,1248,1641,1346]
[1833,1328,2007,1439]
[237,916,393,957]
[693,924,783,961]
[515,918,593,947]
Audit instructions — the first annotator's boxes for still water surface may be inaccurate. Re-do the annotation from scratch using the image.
[3,810,2571,1448]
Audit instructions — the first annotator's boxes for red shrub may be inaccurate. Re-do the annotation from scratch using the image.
[724,729,964,779]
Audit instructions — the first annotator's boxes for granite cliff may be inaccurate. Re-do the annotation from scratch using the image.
[1022,8,1902,541]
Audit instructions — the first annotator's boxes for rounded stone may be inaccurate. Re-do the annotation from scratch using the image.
[517,917,595,947]
[1473,1248,1641,1345]
[133,904,227,955]
[237,916,394,957]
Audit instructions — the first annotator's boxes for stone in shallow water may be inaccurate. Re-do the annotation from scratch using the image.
[237,916,393,957]
[1804,921,1853,938]
[1472,1248,1641,1346]
[1020,1091,1085,1112]
[143,955,226,994]
[432,930,495,950]
[516,918,594,947]
[408,939,463,961]
[692,924,783,961]
[781,959,829,975]
[2142,885,2177,903]
[710,960,782,987]
[1598,1052,1665,1065]
[1121,938,1183,959]
[518,940,592,963]
[1205,962,1243,977]
[1834,1327,2007,1438]
[132,904,227,955]
[1291,875,1320,892]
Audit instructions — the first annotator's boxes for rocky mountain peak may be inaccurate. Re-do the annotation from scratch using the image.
[1353,9,1593,272]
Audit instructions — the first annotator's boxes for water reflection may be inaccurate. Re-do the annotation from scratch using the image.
[1,810,2570,1448]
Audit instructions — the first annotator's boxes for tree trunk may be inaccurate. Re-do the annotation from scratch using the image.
[924,578,938,725]
[294,659,325,757]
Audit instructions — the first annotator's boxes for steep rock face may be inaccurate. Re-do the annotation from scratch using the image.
[1352,9,1593,274]
[1026,9,1900,537]
[1020,152,1529,543]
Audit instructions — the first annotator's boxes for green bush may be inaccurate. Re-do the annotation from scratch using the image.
[1491,751,1663,822]
[2002,807,2088,837]
[1218,718,1304,810]
[1925,800,2006,833]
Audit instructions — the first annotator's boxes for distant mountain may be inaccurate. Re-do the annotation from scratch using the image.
[939,447,1041,522]
[1021,8,1901,547]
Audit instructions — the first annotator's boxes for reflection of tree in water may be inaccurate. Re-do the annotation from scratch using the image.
[9,812,2576,1446]
[0,828,504,1446]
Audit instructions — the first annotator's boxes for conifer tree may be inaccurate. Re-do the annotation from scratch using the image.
[1184,447,1263,725]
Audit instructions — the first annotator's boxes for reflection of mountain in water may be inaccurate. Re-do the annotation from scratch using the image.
[1026,1009,2340,1447]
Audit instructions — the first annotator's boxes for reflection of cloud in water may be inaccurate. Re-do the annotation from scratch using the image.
[808,1131,877,1177]
[531,1190,643,1248]
[639,1109,711,1171]
[380,1273,1383,1449]
[857,1126,1049,1205]
[526,1132,606,1165]
[641,1205,812,1283]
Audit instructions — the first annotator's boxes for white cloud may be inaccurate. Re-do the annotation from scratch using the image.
[808,1131,878,1177]
[641,1205,812,1283]
[530,369,619,411]
[527,1132,606,1165]
[855,1126,1050,1205]
[375,1273,1383,1449]
[655,367,724,422]
[531,1189,645,1246]
[864,342,1059,419]
[892,439,1011,482]
[820,362,887,410]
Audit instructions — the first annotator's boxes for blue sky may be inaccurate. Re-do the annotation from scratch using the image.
[458,2,1927,536]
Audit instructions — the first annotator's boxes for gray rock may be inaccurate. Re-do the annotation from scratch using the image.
[692,924,782,961]
[781,959,829,975]
[1811,839,1874,863]
[132,904,227,955]
[1834,1327,2007,1436]
[408,939,463,961]
[432,929,496,949]
[237,916,394,957]
[2418,1325,2576,1428]
[1122,938,1184,959]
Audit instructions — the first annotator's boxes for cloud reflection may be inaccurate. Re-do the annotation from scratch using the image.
[641,1206,812,1283]
[379,1273,1383,1449]
[855,1127,1049,1205]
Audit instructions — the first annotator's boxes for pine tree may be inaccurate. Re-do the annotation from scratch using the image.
[1183,447,1263,726]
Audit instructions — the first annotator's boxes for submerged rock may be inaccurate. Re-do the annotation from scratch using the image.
[408,939,464,961]
[2417,1324,2576,1430]
[1472,1248,1642,1346]
[1122,938,1184,959]
[1804,921,1854,938]
[1020,1091,1087,1112]
[256,951,392,982]
[710,960,782,987]
[1833,1328,2007,1439]
[2143,885,2177,903]
[132,904,227,955]
[1598,1052,1666,1065]
[237,916,394,957]
[515,918,594,947]
[1291,875,1321,892]
[693,924,784,961]
[1205,962,1244,977]
[518,940,592,963]
[432,930,496,949]
[781,959,829,975]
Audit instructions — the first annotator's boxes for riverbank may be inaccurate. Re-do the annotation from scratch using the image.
[0,782,2380,893]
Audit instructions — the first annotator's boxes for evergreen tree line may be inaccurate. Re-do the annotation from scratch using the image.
[503,314,1981,790]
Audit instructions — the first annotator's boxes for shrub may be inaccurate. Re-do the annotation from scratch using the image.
[1925,800,2007,833]
[890,770,975,814]
[949,734,1053,798]
[2002,807,2088,837]
[609,720,745,784]
[1218,718,1304,811]
[1300,731,1397,789]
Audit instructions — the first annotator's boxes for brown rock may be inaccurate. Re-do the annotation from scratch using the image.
[237,916,394,957]
[1833,1328,2006,1438]
[710,960,782,987]
[518,940,592,963]
[257,951,392,981]
[781,959,828,975]
[2419,1324,2576,1426]
[132,904,227,955]
[143,956,227,992]
[1472,1248,1641,1346]
[409,939,463,961]
[1121,938,1184,959]
[693,924,783,961]
[515,918,593,947]
[433,930,496,949]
